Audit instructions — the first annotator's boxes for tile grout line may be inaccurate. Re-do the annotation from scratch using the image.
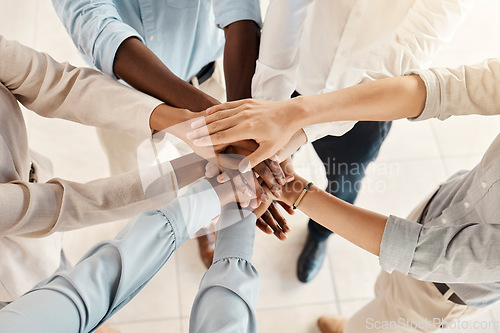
[428,122,453,176]
[174,252,185,333]
[326,238,343,316]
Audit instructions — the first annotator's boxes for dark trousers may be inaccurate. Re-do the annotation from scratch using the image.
[308,120,392,241]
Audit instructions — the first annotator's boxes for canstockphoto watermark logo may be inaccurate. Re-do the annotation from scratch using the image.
[366,317,500,331]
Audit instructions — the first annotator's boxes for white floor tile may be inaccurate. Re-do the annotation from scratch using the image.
[429,116,500,158]
[0,0,38,46]
[176,238,210,317]
[338,298,372,318]
[108,253,181,323]
[253,212,337,310]
[377,120,441,162]
[327,237,380,302]
[257,303,338,333]
[355,158,447,218]
[33,0,87,67]
[111,318,181,332]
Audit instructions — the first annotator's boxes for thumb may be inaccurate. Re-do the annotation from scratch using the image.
[238,144,275,173]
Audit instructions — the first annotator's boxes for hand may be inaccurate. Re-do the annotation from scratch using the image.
[186,98,306,172]
[224,141,287,197]
[252,198,293,241]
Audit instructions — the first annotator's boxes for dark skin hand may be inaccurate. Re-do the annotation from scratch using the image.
[112,19,288,234]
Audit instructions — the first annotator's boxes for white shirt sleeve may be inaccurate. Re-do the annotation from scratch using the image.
[251,0,313,102]
[304,0,475,142]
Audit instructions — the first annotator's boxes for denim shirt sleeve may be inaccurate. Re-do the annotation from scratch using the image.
[213,0,263,29]
[190,209,259,333]
[52,0,144,78]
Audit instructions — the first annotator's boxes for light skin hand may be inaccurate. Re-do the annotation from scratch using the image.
[186,98,307,171]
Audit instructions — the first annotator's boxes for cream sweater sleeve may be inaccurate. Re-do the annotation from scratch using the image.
[0,35,161,139]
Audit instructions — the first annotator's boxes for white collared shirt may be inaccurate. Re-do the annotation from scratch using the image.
[252,0,476,142]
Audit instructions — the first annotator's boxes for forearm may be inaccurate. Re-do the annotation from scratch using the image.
[282,176,388,256]
[113,37,219,111]
[223,20,260,101]
[294,75,427,128]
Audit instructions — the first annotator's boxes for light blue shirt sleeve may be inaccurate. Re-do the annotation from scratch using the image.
[0,179,221,333]
[213,0,263,29]
[52,0,144,78]
[190,208,259,333]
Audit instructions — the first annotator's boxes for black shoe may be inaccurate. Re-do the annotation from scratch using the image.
[297,233,327,283]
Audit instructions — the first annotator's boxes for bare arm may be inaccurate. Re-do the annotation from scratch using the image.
[113,37,219,112]
[223,20,260,101]
[274,172,388,256]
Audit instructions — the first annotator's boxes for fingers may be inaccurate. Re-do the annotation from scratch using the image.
[269,201,291,234]
[254,160,282,198]
[265,158,286,186]
[205,162,220,178]
[256,218,273,234]
[205,99,251,115]
[260,209,288,241]
[191,126,250,147]
[277,200,295,215]
[187,117,237,140]
[238,144,277,173]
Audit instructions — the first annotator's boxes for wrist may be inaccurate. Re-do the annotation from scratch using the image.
[150,104,195,131]
[289,97,310,133]
[282,176,309,206]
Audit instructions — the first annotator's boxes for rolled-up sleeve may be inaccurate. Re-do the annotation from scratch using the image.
[52,0,144,78]
[213,0,262,29]
[190,209,259,333]
[379,215,423,276]
[380,216,500,284]
[409,59,500,122]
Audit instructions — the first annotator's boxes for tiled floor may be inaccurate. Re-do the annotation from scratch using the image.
[1,0,500,332]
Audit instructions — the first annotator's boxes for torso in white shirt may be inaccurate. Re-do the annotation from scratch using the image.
[296,0,415,95]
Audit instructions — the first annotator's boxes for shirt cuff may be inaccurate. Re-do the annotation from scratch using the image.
[213,208,257,263]
[213,0,263,29]
[302,121,357,142]
[251,60,296,101]
[93,20,144,79]
[379,215,423,275]
[406,69,441,122]
[160,179,221,238]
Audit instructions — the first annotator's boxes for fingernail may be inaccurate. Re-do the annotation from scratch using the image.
[279,177,286,186]
[244,188,253,197]
[261,193,269,202]
[266,226,273,233]
[217,173,230,183]
[286,175,295,183]
[275,187,282,198]
[191,119,204,128]
[186,131,195,140]
[239,159,251,173]
[271,154,279,162]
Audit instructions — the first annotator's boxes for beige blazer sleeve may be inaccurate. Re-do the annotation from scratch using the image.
[0,164,177,238]
[410,58,500,121]
[0,35,179,237]
[0,35,161,139]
